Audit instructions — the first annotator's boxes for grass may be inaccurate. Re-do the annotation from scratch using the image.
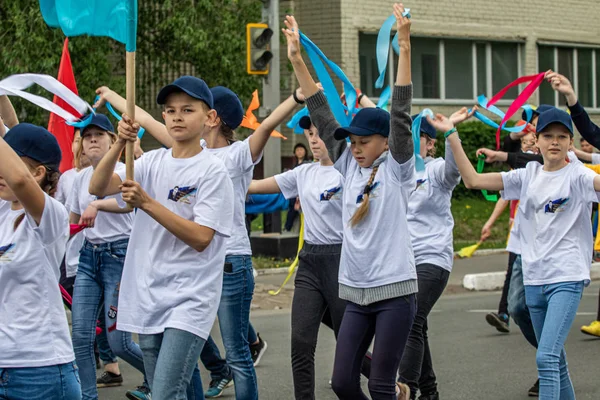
[251,197,511,268]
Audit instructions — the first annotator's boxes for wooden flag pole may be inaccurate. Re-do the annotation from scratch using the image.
[125,51,135,181]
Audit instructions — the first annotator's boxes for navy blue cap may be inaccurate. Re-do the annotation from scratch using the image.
[521,104,553,121]
[536,108,573,135]
[82,114,114,135]
[157,75,214,108]
[210,86,244,129]
[299,116,312,130]
[333,108,390,140]
[411,114,436,139]
[4,123,62,170]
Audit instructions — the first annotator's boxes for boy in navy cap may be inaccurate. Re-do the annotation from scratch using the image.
[89,76,235,400]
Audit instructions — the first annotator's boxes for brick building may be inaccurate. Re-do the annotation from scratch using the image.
[277,0,600,157]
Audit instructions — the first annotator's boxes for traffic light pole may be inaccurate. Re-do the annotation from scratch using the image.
[261,0,282,234]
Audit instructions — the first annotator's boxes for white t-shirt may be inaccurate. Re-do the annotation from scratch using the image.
[274,162,343,245]
[505,212,521,254]
[67,164,132,244]
[202,139,260,256]
[407,157,460,272]
[55,168,79,206]
[56,168,84,277]
[0,195,74,367]
[591,153,600,165]
[115,148,234,339]
[335,149,416,288]
[501,161,599,286]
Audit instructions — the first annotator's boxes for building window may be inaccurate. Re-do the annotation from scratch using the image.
[538,44,599,109]
[358,34,522,103]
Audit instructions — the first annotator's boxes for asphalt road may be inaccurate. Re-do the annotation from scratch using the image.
[97,277,600,399]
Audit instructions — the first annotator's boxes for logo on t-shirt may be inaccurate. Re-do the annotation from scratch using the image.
[544,198,569,214]
[168,186,198,204]
[320,186,342,202]
[356,181,380,204]
[416,178,428,190]
[0,243,16,262]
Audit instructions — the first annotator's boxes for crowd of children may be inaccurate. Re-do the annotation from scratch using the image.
[2,3,600,400]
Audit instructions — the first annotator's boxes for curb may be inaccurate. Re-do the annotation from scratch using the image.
[256,248,508,276]
[463,263,600,291]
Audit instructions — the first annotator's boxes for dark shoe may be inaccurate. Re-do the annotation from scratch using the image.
[126,385,152,400]
[96,371,123,388]
[528,379,539,397]
[205,376,234,398]
[250,333,268,367]
[418,391,440,400]
[485,312,510,333]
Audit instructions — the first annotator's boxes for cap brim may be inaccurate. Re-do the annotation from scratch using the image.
[333,126,385,140]
[157,84,206,105]
[537,120,573,135]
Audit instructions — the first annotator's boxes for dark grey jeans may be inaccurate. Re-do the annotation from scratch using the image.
[398,263,450,399]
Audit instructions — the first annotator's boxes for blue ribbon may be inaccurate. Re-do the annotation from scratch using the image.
[286,107,310,134]
[411,108,433,172]
[376,86,392,109]
[68,95,145,139]
[470,96,533,134]
[375,9,411,89]
[299,31,357,127]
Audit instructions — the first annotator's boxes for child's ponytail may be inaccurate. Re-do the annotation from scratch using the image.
[350,166,379,226]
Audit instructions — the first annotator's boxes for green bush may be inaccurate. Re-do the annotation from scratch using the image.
[434,120,515,199]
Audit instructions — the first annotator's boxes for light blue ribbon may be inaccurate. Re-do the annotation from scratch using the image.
[286,107,310,134]
[411,108,433,172]
[376,86,392,109]
[299,31,357,127]
[68,95,145,139]
[375,9,411,89]
[470,96,533,134]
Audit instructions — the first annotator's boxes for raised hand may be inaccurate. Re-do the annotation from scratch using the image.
[117,114,139,144]
[476,148,499,163]
[449,106,477,126]
[282,15,301,62]
[426,113,454,134]
[394,3,411,47]
[94,86,113,109]
[545,70,576,101]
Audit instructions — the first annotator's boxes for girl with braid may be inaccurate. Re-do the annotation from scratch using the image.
[284,4,415,399]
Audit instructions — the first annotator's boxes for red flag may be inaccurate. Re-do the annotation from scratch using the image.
[47,38,81,173]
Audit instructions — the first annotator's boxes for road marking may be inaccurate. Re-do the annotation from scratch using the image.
[467,309,497,313]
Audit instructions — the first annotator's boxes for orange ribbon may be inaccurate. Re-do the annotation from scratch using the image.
[240,90,286,139]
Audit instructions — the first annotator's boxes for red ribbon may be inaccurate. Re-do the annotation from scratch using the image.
[487,73,545,149]
[70,223,86,236]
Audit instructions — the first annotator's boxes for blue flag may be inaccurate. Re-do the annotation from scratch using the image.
[39,0,138,52]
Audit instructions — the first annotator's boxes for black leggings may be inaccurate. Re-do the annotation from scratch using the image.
[331,294,417,400]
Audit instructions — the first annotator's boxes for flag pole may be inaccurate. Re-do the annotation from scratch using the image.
[125,51,135,181]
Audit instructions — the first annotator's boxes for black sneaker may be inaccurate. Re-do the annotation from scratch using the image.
[249,333,268,367]
[528,379,539,397]
[96,371,123,388]
[418,392,439,400]
[485,312,510,333]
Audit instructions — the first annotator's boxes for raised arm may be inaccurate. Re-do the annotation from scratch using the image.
[95,86,173,148]
[248,177,282,194]
[440,107,477,187]
[249,90,303,162]
[389,3,413,164]
[546,71,600,150]
[428,114,504,191]
[0,95,18,128]
[283,15,346,163]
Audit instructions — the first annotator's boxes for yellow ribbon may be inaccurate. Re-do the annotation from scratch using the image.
[268,214,304,296]
[457,241,482,258]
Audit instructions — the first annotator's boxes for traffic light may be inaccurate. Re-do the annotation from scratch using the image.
[247,23,273,75]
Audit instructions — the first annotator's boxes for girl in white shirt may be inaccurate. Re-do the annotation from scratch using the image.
[431,105,600,400]
[67,114,149,400]
[286,6,415,399]
[0,122,80,400]
[249,116,350,398]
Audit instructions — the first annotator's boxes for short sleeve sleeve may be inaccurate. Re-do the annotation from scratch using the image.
[25,194,69,246]
[193,166,234,237]
[274,168,300,200]
[501,168,526,201]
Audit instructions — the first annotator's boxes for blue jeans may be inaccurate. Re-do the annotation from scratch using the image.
[96,306,118,364]
[139,328,206,400]
[219,255,258,400]
[0,362,81,400]
[71,239,146,400]
[525,281,584,400]
[507,255,538,348]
